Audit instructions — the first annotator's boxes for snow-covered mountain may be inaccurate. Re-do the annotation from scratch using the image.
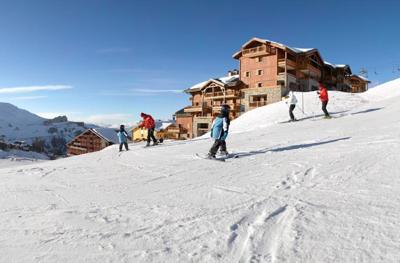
[1,79,400,262]
[0,102,88,155]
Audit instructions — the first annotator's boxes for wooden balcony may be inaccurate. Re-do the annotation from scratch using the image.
[184,104,212,113]
[212,104,241,112]
[278,58,297,70]
[242,45,271,58]
[204,90,240,99]
[249,101,267,108]
[299,63,321,76]
[277,72,297,81]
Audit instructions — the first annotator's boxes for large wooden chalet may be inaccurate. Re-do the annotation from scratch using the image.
[177,37,371,138]
[67,128,119,156]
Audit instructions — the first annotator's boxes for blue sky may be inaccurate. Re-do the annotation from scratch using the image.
[0,0,399,126]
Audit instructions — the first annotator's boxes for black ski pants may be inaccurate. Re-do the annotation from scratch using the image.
[209,139,227,156]
[322,101,330,117]
[119,142,128,151]
[289,104,296,121]
[147,128,158,144]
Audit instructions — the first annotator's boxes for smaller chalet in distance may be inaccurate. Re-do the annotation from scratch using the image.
[67,128,119,156]
[131,120,179,141]
[348,75,371,93]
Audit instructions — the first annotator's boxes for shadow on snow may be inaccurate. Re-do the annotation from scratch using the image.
[232,137,351,158]
[351,108,383,115]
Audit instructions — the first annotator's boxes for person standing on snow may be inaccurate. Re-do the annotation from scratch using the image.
[318,83,331,118]
[286,90,298,121]
[139,112,158,146]
[117,125,129,152]
[207,105,231,159]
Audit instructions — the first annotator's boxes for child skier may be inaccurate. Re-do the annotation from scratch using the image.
[139,112,158,146]
[286,90,298,121]
[207,105,230,159]
[318,83,331,118]
[117,125,129,152]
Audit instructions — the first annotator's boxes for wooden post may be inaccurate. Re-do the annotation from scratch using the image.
[285,51,288,91]
[201,90,204,116]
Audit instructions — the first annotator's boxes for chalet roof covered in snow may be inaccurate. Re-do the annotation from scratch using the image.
[324,61,352,74]
[91,128,119,144]
[353,74,370,82]
[185,74,239,93]
[232,37,320,59]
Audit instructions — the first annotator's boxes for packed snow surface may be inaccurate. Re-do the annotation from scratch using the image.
[1,79,400,262]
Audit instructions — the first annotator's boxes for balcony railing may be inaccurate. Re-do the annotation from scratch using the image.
[242,45,273,57]
[204,90,240,98]
[278,58,297,69]
[249,101,267,108]
[277,72,297,81]
[242,46,266,55]
[184,103,212,113]
[212,103,241,112]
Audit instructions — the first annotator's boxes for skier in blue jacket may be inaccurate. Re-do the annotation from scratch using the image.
[207,105,230,159]
[117,125,129,152]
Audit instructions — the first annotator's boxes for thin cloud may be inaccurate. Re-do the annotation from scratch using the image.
[80,114,136,128]
[6,95,48,100]
[0,85,73,94]
[99,88,184,97]
[129,88,183,94]
[96,48,132,54]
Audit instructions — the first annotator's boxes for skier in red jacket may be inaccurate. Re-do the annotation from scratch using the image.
[139,113,158,146]
[318,83,331,118]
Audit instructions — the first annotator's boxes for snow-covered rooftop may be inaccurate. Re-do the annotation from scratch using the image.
[185,74,239,92]
[356,75,370,82]
[239,37,317,55]
[155,121,174,131]
[92,128,119,144]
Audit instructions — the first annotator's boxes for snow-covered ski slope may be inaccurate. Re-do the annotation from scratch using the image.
[1,79,400,263]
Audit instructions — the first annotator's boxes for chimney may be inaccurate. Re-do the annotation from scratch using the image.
[228,69,239,77]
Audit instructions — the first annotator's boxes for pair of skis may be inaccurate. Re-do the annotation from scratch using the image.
[195,153,239,162]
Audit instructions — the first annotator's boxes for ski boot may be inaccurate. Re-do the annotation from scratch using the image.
[206,153,216,159]
[219,150,229,157]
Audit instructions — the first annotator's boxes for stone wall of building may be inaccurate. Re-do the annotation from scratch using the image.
[241,86,283,111]
[193,116,213,137]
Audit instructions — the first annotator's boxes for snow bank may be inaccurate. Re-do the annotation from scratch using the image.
[362,77,400,101]
[230,91,365,133]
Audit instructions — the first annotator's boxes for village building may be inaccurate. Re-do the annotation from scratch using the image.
[182,71,244,137]
[131,120,176,141]
[348,75,371,93]
[174,108,193,139]
[179,37,358,138]
[67,128,119,156]
[323,62,352,91]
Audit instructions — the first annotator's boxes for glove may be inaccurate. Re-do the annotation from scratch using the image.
[220,131,228,141]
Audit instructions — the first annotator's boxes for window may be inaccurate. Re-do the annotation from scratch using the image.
[257,57,263,62]
[257,69,263,76]
[245,71,250,77]
[198,123,209,129]
[257,82,262,88]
